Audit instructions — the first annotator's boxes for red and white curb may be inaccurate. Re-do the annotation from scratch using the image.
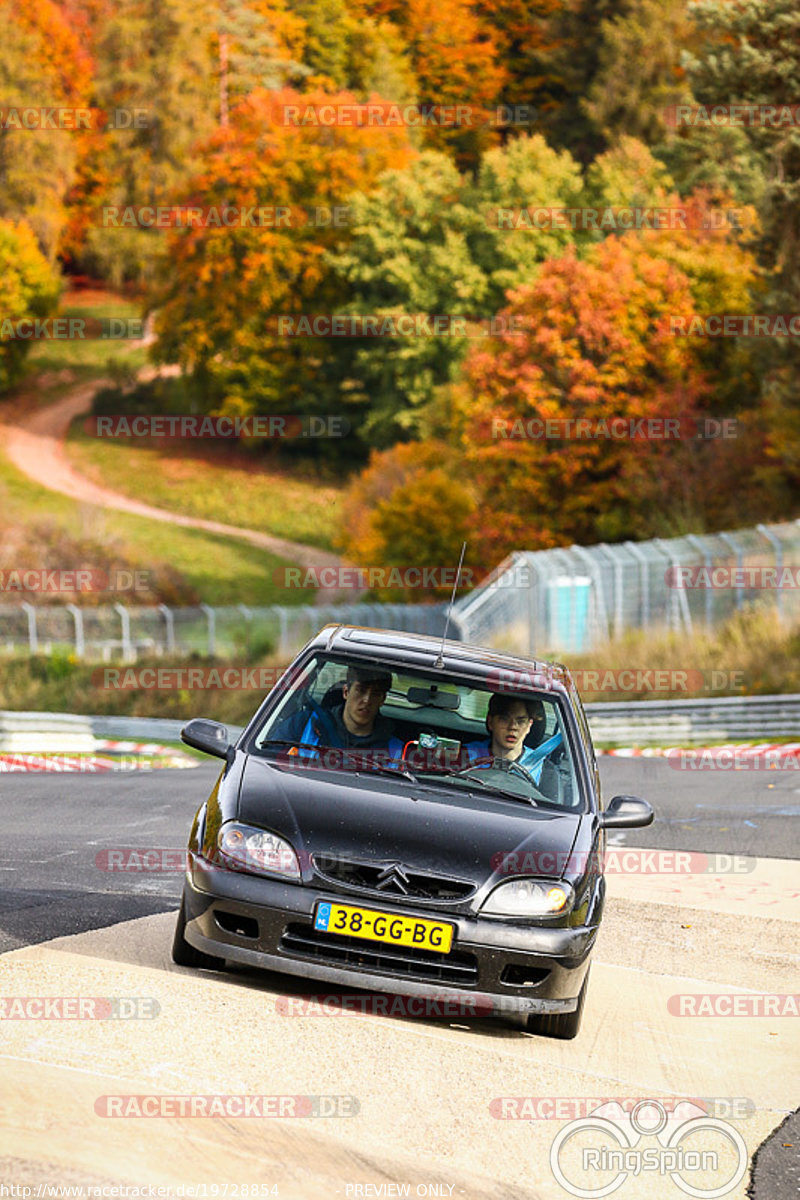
[7,741,798,772]
[598,742,800,763]
[0,746,197,772]
[96,738,185,755]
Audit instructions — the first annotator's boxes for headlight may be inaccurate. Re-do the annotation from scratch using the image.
[217,823,301,880]
[480,878,574,918]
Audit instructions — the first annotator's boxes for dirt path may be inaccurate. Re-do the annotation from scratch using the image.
[0,376,353,602]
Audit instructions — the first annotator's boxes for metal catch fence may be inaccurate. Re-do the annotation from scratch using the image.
[3,520,798,662]
[0,601,452,662]
[452,520,800,655]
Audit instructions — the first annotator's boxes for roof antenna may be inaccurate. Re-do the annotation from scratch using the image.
[434,541,467,669]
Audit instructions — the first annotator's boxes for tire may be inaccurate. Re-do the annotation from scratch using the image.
[526,967,590,1040]
[171,892,226,970]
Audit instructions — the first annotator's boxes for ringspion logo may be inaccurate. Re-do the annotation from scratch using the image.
[549,1100,748,1197]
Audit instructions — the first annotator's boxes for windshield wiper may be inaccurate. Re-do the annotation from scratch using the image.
[366,759,419,783]
[259,739,531,798]
[423,764,538,805]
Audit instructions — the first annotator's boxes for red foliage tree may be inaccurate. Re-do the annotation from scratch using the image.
[458,236,714,560]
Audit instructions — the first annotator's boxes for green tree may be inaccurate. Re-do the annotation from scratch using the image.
[328,136,584,448]
[288,0,416,103]
[529,0,629,163]
[218,0,307,125]
[80,0,219,284]
[683,0,800,308]
[467,133,584,307]
[681,0,800,511]
[290,0,351,84]
[657,124,768,208]
[345,18,417,104]
[473,0,562,117]
[584,0,693,146]
[0,219,60,391]
[327,151,487,447]
[583,137,675,212]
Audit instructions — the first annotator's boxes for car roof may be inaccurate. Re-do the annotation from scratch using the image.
[303,624,574,695]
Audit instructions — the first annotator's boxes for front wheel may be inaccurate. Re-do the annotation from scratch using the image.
[526,967,590,1040]
[171,891,226,970]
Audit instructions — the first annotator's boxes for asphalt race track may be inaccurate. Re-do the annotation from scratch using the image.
[1,759,798,1199]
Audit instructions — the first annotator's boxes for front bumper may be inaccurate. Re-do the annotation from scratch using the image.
[182,858,597,1014]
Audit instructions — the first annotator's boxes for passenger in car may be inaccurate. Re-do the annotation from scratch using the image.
[464,694,563,783]
[275,665,403,757]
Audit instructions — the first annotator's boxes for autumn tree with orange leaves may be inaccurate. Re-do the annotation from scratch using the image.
[357,0,507,163]
[456,225,761,560]
[0,0,93,259]
[337,441,475,601]
[150,88,414,449]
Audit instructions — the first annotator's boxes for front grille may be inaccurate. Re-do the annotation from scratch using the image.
[280,923,478,986]
[311,855,474,902]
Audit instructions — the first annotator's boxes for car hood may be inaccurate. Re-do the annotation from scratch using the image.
[237,755,583,886]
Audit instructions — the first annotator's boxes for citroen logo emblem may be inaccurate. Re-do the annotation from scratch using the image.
[375,862,410,893]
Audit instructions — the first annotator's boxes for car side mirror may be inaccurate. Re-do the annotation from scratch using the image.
[600,794,654,829]
[181,718,232,761]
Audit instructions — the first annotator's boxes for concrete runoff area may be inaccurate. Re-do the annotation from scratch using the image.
[1,857,797,1199]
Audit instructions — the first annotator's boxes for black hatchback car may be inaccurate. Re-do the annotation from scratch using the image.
[173,625,653,1038]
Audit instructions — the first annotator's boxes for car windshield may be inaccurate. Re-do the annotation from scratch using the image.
[250,653,583,810]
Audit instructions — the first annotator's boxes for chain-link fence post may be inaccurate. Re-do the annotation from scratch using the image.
[199,604,216,657]
[113,603,133,661]
[20,601,38,654]
[65,604,85,658]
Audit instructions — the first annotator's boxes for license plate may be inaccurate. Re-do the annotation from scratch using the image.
[313,902,454,954]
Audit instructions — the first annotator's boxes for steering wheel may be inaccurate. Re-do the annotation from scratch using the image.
[455,758,537,787]
[503,759,540,786]
[457,758,537,785]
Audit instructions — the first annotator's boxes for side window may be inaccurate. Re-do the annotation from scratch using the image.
[544,701,560,740]
[308,662,347,704]
[253,657,320,746]
[569,685,600,791]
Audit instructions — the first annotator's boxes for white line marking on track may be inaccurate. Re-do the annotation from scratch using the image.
[0,1052,145,1085]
